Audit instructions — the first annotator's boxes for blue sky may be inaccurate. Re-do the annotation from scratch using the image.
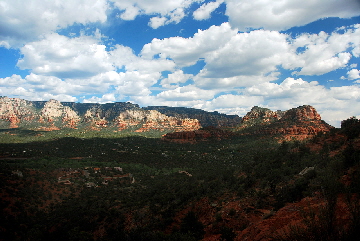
[0,0,360,127]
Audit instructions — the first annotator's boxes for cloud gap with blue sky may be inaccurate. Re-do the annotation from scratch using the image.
[0,0,359,127]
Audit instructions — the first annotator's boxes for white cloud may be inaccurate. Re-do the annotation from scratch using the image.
[142,22,360,92]
[111,0,197,28]
[161,70,193,88]
[285,27,359,75]
[348,69,360,80]
[225,0,360,31]
[119,5,141,20]
[115,71,161,97]
[194,74,279,90]
[141,22,238,66]
[203,94,263,109]
[110,44,176,73]
[193,0,223,20]
[149,16,168,29]
[297,52,351,76]
[157,85,216,101]
[83,93,116,103]
[243,78,360,127]
[0,74,78,102]
[0,72,123,102]
[246,78,326,104]
[17,33,113,78]
[199,30,290,78]
[0,0,108,47]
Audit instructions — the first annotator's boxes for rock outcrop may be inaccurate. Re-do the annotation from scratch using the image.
[144,106,241,127]
[40,99,80,128]
[0,97,37,128]
[241,106,285,126]
[115,109,201,132]
[238,105,334,140]
[0,97,203,133]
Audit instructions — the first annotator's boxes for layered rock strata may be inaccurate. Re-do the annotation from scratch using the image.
[239,105,334,139]
[0,97,202,132]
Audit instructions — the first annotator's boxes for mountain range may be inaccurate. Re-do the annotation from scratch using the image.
[2,97,360,241]
[0,97,334,139]
[0,96,333,140]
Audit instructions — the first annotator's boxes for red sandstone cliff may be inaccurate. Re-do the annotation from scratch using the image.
[238,105,334,140]
[0,97,201,132]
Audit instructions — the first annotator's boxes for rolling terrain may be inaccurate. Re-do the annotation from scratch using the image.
[1,97,359,241]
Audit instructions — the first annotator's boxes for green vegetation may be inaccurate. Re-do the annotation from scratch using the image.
[1,119,360,240]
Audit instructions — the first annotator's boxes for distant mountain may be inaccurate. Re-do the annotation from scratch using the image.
[0,97,334,140]
[0,97,239,133]
[144,106,241,127]
[163,105,334,142]
[237,105,334,140]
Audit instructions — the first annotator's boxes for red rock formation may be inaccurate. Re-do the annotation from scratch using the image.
[239,105,334,140]
[41,99,80,128]
[115,109,201,132]
[282,105,321,121]
[0,97,36,128]
[241,106,284,125]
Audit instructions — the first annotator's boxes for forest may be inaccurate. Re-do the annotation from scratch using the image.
[1,119,360,240]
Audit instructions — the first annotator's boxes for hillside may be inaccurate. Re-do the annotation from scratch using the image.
[237,105,334,141]
[144,106,241,128]
[1,98,359,241]
[0,97,203,133]
[0,97,245,134]
[163,105,334,143]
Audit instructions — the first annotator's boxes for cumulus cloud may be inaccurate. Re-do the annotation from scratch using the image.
[200,30,290,78]
[285,27,359,75]
[157,85,216,101]
[348,69,360,80]
[244,78,360,127]
[225,0,360,31]
[110,44,176,74]
[115,71,161,97]
[194,74,279,90]
[0,74,78,102]
[83,93,117,103]
[0,0,108,47]
[148,9,186,29]
[17,33,113,78]
[141,22,238,66]
[119,5,141,20]
[161,70,193,88]
[111,0,195,28]
[193,0,223,20]
[141,22,360,92]
[149,16,168,29]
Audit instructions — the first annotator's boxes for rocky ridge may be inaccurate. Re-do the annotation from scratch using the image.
[238,105,334,140]
[164,105,334,142]
[0,97,204,132]
[144,106,241,128]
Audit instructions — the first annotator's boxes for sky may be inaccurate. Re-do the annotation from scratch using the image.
[0,0,360,127]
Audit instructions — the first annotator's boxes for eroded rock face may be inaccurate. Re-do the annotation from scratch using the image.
[239,105,334,140]
[241,106,285,126]
[144,106,242,127]
[0,97,36,128]
[0,97,202,132]
[281,105,321,121]
[115,109,201,132]
[41,99,80,128]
